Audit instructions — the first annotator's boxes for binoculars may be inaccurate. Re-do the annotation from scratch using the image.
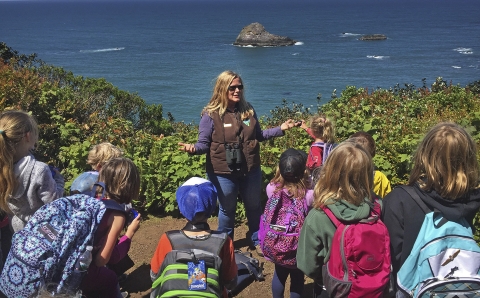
[225,143,242,170]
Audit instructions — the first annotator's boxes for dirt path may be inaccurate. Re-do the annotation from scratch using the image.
[121,215,315,298]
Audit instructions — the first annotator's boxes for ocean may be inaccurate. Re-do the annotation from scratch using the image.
[1,0,479,123]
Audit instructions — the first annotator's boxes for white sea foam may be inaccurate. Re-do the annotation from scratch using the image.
[292,53,299,56]
[452,66,461,69]
[453,47,472,52]
[453,47,473,54]
[340,32,361,37]
[367,55,389,60]
[295,41,304,45]
[80,47,125,53]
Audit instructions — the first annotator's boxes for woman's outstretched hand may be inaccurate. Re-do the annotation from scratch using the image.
[178,142,196,153]
[281,119,302,131]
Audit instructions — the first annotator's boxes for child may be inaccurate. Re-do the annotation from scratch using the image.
[80,157,141,298]
[349,131,392,198]
[0,110,64,234]
[383,122,480,292]
[262,148,313,298]
[300,114,336,171]
[296,142,389,298]
[150,177,237,298]
[70,142,124,195]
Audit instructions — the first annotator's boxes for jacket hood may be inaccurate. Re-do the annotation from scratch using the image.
[415,183,480,222]
[326,197,372,222]
[12,154,35,198]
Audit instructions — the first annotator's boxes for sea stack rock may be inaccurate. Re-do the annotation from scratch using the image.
[359,34,387,41]
[233,22,296,47]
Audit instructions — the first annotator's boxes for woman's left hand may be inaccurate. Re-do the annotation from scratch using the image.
[281,119,301,131]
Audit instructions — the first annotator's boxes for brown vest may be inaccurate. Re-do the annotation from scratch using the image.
[207,110,260,175]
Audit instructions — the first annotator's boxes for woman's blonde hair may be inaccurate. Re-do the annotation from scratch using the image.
[202,70,254,119]
[270,166,310,199]
[309,114,335,143]
[87,142,124,170]
[0,110,39,212]
[409,122,480,200]
[313,142,373,208]
[97,157,140,204]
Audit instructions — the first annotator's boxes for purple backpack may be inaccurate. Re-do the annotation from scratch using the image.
[258,189,309,268]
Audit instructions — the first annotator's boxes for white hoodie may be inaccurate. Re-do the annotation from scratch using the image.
[8,154,65,232]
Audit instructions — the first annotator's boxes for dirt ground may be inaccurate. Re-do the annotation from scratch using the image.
[121,215,316,298]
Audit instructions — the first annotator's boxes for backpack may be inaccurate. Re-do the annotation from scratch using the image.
[321,200,391,298]
[151,230,228,298]
[258,189,309,268]
[228,250,265,298]
[0,194,126,297]
[306,142,336,170]
[396,186,480,298]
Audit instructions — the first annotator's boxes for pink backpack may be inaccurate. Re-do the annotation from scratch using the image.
[258,189,308,268]
[321,201,390,298]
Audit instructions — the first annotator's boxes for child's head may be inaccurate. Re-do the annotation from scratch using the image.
[176,177,217,224]
[409,122,479,200]
[309,114,335,143]
[0,110,39,212]
[97,157,140,204]
[349,131,375,157]
[87,142,124,171]
[314,142,373,208]
[271,148,309,198]
[0,110,38,162]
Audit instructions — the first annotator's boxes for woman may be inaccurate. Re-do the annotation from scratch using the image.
[178,70,298,251]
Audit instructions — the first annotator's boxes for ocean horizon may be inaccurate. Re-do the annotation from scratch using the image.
[1,0,479,122]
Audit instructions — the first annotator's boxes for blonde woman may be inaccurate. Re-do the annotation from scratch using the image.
[178,70,298,251]
[383,122,480,280]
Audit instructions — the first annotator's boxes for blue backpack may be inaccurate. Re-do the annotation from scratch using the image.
[396,186,480,298]
[0,194,126,297]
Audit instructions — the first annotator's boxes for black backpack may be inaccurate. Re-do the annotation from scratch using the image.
[228,250,265,297]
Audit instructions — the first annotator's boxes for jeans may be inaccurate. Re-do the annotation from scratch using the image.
[272,264,304,298]
[207,166,262,246]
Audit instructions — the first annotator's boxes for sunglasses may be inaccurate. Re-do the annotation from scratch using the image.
[228,85,244,91]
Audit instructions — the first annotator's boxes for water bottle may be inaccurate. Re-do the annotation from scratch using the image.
[68,246,93,291]
[76,246,93,271]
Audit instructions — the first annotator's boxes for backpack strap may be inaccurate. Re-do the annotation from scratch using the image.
[322,143,336,165]
[398,185,431,214]
[398,185,449,227]
[321,206,342,228]
[322,200,381,227]
[166,230,228,256]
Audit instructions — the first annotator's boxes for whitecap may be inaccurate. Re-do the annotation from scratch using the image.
[367,55,388,59]
[340,32,361,37]
[453,47,472,52]
[452,66,461,69]
[80,47,125,53]
[295,41,304,46]
[460,51,473,54]
[292,53,299,56]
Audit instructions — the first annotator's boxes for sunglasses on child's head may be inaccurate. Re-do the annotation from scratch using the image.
[228,85,244,91]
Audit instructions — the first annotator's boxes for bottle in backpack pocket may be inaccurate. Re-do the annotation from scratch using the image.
[69,245,93,290]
